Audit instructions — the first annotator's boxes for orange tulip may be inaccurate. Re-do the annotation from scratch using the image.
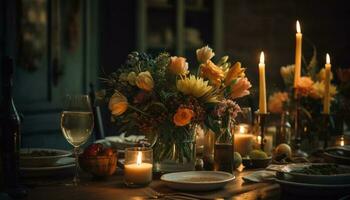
[109,92,128,116]
[224,62,245,86]
[200,60,224,87]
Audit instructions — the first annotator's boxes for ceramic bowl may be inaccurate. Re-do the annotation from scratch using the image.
[242,156,272,169]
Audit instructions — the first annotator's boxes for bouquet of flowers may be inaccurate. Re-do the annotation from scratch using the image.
[101,46,251,170]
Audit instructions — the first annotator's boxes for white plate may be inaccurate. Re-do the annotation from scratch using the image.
[20,148,72,167]
[268,163,350,184]
[20,157,75,177]
[161,171,235,191]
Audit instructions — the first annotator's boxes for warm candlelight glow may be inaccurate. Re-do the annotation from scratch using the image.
[257,136,262,144]
[124,148,153,186]
[136,151,142,165]
[326,53,330,64]
[340,137,345,147]
[296,20,301,33]
[239,126,246,134]
[234,124,254,156]
[260,51,265,64]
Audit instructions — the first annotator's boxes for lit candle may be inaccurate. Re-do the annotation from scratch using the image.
[234,124,254,157]
[259,51,267,114]
[124,150,153,186]
[294,20,302,88]
[254,135,273,155]
[323,53,331,114]
[340,136,345,147]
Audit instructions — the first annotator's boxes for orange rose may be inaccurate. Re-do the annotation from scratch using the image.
[173,108,195,126]
[295,76,314,97]
[169,56,189,75]
[200,60,224,86]
[108,92,128,116]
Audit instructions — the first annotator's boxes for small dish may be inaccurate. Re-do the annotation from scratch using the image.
[242,156,272,169]
[161,171,235,191]
[20,148,72,167]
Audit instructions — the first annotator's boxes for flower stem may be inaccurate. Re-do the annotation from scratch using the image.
[128,104,151,117]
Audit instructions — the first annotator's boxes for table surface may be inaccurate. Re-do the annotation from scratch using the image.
[23,169,280,200]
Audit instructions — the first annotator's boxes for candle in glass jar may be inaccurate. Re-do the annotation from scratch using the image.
[255,135,273,155]
[323,54,331,114]
[294,20,302,88]
[258,52,267,114]
[234,124,254,157]
[124,151,152,185]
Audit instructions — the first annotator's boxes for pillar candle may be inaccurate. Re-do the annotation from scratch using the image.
[294,20,302,88]
[233,124,254,157]
[323,53,331,114]
[259,52,267,114]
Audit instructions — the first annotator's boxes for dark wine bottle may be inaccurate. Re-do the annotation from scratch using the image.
[0,56,27,197]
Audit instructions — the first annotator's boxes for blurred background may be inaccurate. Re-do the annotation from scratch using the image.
[1,0,350,149]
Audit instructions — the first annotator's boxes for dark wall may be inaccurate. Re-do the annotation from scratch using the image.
[100,0,136,74]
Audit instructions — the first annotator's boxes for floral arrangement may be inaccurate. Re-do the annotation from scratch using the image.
[101,46,251,164]
[268,49,338,115]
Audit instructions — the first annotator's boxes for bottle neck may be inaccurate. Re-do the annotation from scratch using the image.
[2,81,15,114]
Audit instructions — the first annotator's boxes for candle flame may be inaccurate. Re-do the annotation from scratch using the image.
[296,20,301,33]
[340,136,345,147]
[259,51,265,64]
[257,136,262,144]
[239,126,245,134]
[326,53,330,64]
[136,151,142,165]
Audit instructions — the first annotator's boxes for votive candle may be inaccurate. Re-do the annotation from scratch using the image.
[124,147,153,187]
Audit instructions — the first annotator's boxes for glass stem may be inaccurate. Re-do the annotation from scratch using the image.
[73,147,80,186]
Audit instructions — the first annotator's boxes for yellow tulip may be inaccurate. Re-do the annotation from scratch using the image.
[135,71,154,91]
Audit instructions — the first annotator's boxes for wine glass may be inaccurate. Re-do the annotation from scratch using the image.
[60,95,94,186]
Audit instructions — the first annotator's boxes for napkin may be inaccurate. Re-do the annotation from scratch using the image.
[95,132,145,149]
[242,170,276,183]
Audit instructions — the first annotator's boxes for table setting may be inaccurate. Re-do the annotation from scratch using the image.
[3,20,350,200]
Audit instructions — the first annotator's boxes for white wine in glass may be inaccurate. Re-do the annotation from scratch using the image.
[60,95,94,186]
[61,111,94,147]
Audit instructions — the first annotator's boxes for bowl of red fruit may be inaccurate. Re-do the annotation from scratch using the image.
[79,143,117,177]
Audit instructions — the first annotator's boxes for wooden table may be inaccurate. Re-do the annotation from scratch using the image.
[24,170,281,200]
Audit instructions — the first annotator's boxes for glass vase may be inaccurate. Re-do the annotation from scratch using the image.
[214,126,234,174]
[152,125,197,173]
[275,111,292,145]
